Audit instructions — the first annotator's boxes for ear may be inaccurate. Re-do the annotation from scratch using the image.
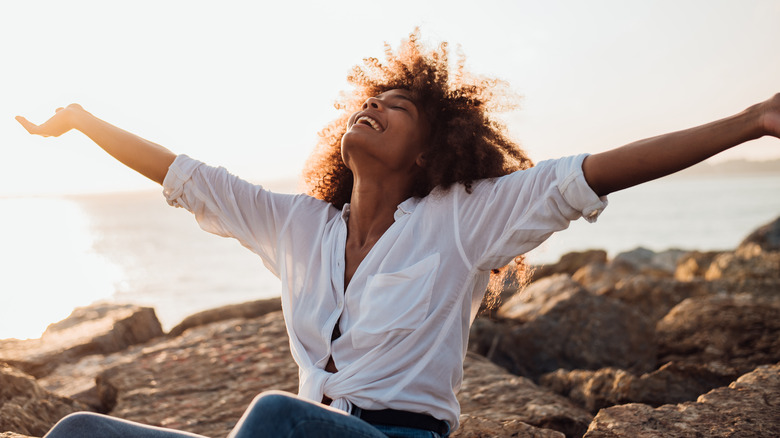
[415,152,428,168]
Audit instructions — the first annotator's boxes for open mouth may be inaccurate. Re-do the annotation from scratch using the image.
[355,116,382,131]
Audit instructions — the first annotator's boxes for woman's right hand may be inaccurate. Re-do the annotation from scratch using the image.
[16,104,87,138]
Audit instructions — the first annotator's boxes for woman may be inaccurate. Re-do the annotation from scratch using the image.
[18,32,780,438]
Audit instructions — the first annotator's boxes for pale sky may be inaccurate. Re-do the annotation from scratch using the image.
[2,0,779,196]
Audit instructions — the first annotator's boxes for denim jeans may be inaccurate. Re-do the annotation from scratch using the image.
[44,391,448,438]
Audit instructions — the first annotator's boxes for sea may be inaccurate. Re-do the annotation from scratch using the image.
[2,172,780,340]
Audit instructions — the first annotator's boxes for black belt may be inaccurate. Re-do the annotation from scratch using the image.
[351,406,449,436]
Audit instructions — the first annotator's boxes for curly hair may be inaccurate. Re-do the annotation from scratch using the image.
[303,29,533,309]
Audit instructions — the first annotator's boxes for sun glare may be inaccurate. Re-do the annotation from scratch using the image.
[0,197,123,340]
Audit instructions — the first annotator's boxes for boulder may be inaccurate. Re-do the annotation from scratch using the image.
[167,297,281,337]
[656,294,780,373]
[0,304,163,378]
[739,215,780,252]
[674,250,721,281]
[583,363,780,437]
[541,361,739,413]
[529,250,607,283]
[704,245,780,282]
[94,311,297,437]
[610,247,682,278]
[470,275,656,380]
[458,352,592,438]
[0,362,87,437]
[597,276,712,323]
[452,415,565,438]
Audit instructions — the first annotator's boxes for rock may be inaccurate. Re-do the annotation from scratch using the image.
[529,250,608,283]
[674,250,721,281]
[0,362,88,437]
[540,367,634,414]
[167,297,281,337]
[94,311,297,437]
[0,304,163,378]
[611,247,678,278]
[452,415,565,438]
[458,352,592,438]
[739,215,780,252]
[656,294,780,373]
[572,249,687,294]
[704,245,780,282]
[583,363,780,437]
[570,262,618,294]
[541,361,740,413]
[35,310,588,438]
[470,275,656,380]
[597,276,712,323]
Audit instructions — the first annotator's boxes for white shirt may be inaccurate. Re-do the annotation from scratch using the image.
[162,153,607,430]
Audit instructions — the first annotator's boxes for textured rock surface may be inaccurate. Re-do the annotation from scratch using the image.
[471,275,656,380]
[656,294,780,373]
[167,297,281,337]
[0,304,163,378]
[739,215,780,252]
[583,363,780,438]
[541,361,740,413]
[530,250,607,283]
[452,415,565,438]
[95,311,297,437]
[596,275,711,323]
[705,244,780,281]
[458,353,592,438]
[0,363,87,437]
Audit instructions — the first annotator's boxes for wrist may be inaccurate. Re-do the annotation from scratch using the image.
[738,102,768,141]
[67,104,93,132]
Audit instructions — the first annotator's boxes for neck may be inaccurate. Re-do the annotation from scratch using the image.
[347,175,412,247]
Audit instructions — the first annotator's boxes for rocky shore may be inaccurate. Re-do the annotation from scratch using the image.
[2,217,779,437]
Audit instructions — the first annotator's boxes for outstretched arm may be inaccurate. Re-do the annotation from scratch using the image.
[16,104,176,185]
[582,93,780,197]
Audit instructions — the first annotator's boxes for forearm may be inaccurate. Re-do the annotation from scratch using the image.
[582,104,766,196]
[71,109,176,185]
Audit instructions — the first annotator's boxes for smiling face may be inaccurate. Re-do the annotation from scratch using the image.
[341,89,430,180]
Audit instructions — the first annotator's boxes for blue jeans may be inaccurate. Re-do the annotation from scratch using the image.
[44,391,448,438]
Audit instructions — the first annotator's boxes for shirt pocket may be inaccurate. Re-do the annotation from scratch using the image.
[351,253,441,350]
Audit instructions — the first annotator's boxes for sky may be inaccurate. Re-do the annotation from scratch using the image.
[1,0,779,196]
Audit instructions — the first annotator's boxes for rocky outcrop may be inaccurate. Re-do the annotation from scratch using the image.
[0,363,87,437]
[540,360,740,413]
[167,297,281,337]
[457,353,593,438]
[656,294,780,373]
[583,363,780,437]
[0,304,163,378]
[529,250,607,283]
[3,216,780,438]
[739,215,780,252]
[453,415,565,438]
[469,275,656,380]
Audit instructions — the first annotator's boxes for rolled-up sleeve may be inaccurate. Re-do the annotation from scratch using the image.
[455,154,607,271]
[162,154,300,276]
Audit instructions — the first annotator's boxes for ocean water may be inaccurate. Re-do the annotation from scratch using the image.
[2,173,779,340]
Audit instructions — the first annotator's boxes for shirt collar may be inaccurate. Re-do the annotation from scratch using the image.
[340,197,420,223]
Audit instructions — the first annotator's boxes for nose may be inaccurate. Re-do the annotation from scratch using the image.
[362,96,383,110]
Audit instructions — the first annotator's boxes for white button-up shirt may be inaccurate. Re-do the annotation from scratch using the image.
[162,153,607,430]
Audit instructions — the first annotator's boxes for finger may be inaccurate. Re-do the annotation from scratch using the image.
[55,107,64,113]
[15,116,43,135]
